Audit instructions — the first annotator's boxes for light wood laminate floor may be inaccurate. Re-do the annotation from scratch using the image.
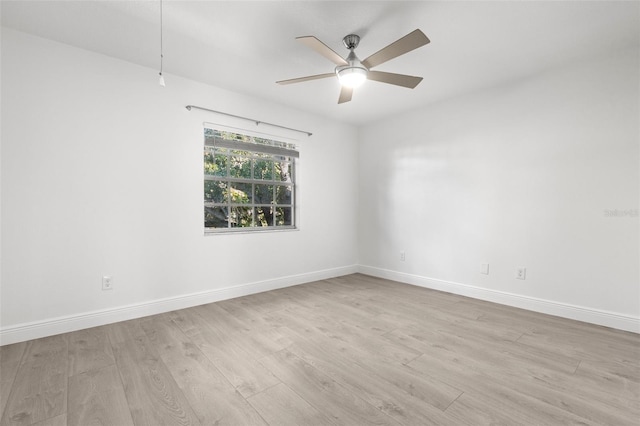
[1,274,639,425]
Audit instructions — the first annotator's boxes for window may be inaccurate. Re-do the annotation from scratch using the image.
[204,127,298,232]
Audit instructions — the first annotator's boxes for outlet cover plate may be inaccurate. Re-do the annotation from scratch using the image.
[516,268,526,280]
[102,276,113,290]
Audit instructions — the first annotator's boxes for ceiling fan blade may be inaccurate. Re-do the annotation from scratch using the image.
[297,36,349,66]
[361,29,430,69]
[276,73,335,85]
[338,86,353,104]
[367,71,423,89]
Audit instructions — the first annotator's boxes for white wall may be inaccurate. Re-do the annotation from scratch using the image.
[358,47,640,331]
[0,28,359,343]
[2,27,638,343]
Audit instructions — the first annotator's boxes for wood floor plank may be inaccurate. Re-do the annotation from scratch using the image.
[67,364,134,426]
[259,349,400,426]
[526,364,640,419]
[267,307,421,365]
[17,335,67,365]
[168,308,280,398]
[421,328,630,414]
[0,343,26,420]
[294,282,424,332]
[0,362,19,423]
[409,346,638,425]
[272,313,465,421]
[0,335,68,426]
[30,414,66,426]
[0,343,26,366]
[193,303,292,359]
[408,352,598,425]
[574,359,640,400]
[517,327,640,367]
[67,326,115,376]
[459,296,638,347]
[247,383,335,426]
[139,314,267,426]
[285,283,399,334]
[443,392,585,426]
[224,289,298,314]
[345,274,463,309]
[106,320,201,426]
[384,322,581,376]
[283,332,462,425]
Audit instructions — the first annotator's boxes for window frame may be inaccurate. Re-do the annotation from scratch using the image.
[204,126,298,234]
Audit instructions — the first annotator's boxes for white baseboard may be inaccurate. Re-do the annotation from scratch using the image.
[0,265,358,345]
[4,263,637,345]
[358,265,640,334]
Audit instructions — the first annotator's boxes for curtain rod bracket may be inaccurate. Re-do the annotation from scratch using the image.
[185,105,312,137]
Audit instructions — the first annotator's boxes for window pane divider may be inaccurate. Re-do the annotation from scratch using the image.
[204,176,292,185]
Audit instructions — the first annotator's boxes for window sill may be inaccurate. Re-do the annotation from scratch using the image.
[204,227,298,236]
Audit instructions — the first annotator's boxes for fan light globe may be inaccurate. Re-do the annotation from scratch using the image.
[337,67,367,88]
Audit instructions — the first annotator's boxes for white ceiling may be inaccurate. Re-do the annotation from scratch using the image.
[2,1,639,126]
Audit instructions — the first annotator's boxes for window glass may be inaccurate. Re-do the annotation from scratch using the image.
[204,128,297,232]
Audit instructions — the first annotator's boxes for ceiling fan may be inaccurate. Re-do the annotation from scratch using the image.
[276,29,430,104]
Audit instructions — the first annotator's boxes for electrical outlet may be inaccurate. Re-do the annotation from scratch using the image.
[480,263,489,275]
[400,251,406,262]
[516,268,526,280]
[102,276,113,290]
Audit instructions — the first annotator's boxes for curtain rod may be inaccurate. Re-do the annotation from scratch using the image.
[185,105,312,137]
